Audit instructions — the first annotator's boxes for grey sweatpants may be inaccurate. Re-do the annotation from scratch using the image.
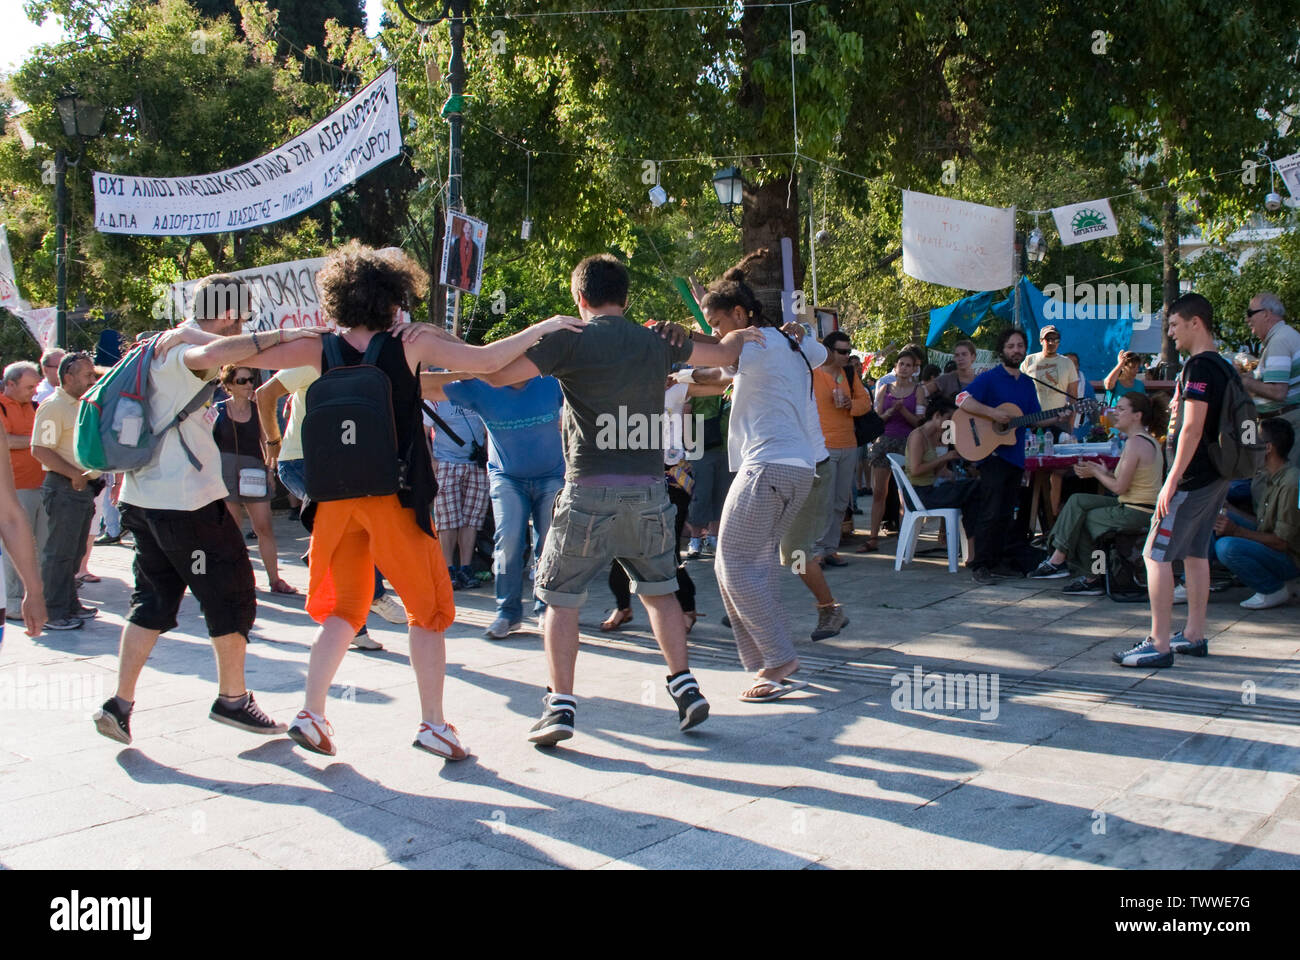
[5,487,47,609]
[814,445,859,557]
[716,462,814,671]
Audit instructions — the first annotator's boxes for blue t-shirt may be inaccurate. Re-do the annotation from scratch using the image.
[443,377,565,480]
[963,363,1041,468]
[428,399,487,466]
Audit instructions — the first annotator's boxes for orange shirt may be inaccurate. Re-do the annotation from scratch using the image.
[813,367,872,450]
[0,393,42,489]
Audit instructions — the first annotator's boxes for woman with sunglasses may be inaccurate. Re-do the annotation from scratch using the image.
[214,365,296,595]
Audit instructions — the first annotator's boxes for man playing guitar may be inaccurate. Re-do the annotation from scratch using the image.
[955,327,1042,584]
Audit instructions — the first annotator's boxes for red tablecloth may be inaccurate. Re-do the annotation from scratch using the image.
[1025,454,1119,472]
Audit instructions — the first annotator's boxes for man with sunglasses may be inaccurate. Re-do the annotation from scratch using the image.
[1242,293,1300,468]
[812,331,872,565]
[1020,325,1077,433]
[33,348,65,405]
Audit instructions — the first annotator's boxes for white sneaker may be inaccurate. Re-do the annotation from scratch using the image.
[350,630,384,651]
[413,721,468,760]
[370,594,407,624]
[1172,584,1187,604]
[287,709,336,756]
[484,616,522,640]
[1240,587,1290,610]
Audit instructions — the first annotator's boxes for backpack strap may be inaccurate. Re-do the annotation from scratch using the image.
[421,400,466,446]
[166,380,218,471]
[361,330,390,367]
[322,332,345,372]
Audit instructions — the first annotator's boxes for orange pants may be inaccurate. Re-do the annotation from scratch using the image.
[306,495,455,633]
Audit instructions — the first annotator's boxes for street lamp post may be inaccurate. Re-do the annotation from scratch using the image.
[53,90,105,349]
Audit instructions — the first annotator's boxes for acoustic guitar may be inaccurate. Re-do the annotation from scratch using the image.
[951,399,1103,462]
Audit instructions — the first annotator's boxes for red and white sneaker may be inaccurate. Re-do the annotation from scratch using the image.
[413,721,469,761]
[287,709,337,756]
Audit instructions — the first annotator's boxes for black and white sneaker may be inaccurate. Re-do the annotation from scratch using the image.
[1112,638,1174,668]
[527,691,576,746]
[1028,558,1070,579]
[72,604,98,620]
[44,617,84,631]
[209,692,288,734]
[667,671,709,731]
[1062,576,1105,596]
[93,698,132,744]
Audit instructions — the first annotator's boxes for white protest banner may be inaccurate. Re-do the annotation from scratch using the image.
[902,190,1015,291]
[1275,152,1300,201]
[0,224,22,312]
[1051,198,1120,245]
[16,306,57,349]
[93,69,401,236]
[164,257,328,331]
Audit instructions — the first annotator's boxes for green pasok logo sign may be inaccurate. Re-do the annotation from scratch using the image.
[1070,208,1109,236]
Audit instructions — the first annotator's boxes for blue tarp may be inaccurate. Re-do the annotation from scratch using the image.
[925,290,993,346]
[929,277,1137,381]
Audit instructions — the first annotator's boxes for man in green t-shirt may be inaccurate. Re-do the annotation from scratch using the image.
[475,254,755,748]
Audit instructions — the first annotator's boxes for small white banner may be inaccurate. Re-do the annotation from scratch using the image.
[1051,198,1120,245]
[0,225,22,313]
[165,256,328,331]
[92,69,402,236]
[17,306,57,350]
[902,191,1015,292]
[1275,152,1300,201]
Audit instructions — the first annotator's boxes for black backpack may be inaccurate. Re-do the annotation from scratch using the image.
[302,332,405,502]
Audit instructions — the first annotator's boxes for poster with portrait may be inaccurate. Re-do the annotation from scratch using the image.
[439,213,488,296]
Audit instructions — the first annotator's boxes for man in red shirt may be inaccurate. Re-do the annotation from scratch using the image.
[0,361,47,620]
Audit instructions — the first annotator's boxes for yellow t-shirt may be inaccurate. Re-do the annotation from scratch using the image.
[31,387,101,479]
[275,365,320,462]
[1020,353,1077,415]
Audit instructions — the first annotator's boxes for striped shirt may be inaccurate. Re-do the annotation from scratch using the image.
[1255,320,1300,414]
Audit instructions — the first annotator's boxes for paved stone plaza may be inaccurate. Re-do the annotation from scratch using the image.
[2,513,1298,870]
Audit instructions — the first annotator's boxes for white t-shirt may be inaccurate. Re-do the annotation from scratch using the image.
[119,347,228,511]
[276,365,320,462]
[726,330,828,471]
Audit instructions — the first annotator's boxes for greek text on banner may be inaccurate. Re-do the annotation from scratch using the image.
[92,69,401,236]
[902,190,1015,292]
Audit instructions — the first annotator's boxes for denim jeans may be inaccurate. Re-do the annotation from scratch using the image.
[491,473,565,622]
[1214,513,1300,594]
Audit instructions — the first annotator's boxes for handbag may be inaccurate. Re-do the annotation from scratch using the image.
[238,467,268,498]
[849,374,884,445]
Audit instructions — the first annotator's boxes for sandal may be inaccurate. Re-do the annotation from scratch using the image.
[75,573,101,584]
[269,578,299,595]
[599,608,633,631]
[856,538,879,553]
[739,677,809,703]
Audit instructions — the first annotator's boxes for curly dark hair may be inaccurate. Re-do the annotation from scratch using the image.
[318,241,428,331]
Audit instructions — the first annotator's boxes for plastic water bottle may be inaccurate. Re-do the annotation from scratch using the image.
[1109,436,1120,457]
[1043,431,1054,456]
[1035,428,1045,455]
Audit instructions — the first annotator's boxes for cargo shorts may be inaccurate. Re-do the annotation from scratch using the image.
[535,482,679,607]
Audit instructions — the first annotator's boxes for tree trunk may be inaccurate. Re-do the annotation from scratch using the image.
[741,173,803,323]
[1161,199,1180,367]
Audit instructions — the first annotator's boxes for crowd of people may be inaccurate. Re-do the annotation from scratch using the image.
[0,244,1296,759]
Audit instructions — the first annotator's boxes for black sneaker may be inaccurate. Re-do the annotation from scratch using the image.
[666,671,710,731]
[72,604,98,620]
[1170,630,1209,657]
[1028,558,1070,579]
[94,533,123,546]
[44,617,84,631]
[209,692,288,735]
[721,614,731,628]
[528,691,576,746]
[1062,576,1105,596]
[93,698,132,744]
[971,567,996,586]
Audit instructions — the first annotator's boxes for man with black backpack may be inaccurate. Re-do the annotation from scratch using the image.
[94,275,321,744]
[1116,293,1246,668]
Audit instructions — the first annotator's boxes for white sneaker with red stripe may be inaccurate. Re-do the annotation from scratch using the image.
[413,721,469,760]
[287,709,337,756]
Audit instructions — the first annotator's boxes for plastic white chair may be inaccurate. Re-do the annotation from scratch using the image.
[886,453,969,573]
